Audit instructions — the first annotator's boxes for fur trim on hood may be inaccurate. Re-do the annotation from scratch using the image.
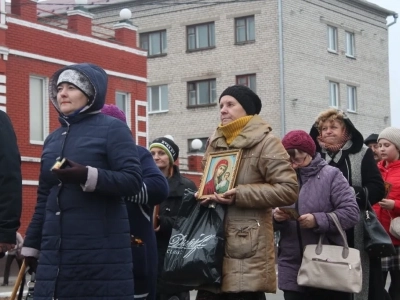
[309,108,364,154]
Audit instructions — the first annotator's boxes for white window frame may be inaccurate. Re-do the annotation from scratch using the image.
[140,30,167,56]
[116,92,131,129]
[329,81,339,108]
[187,79,217,107]
[147,85,168,114]
[235,15,255,43]
[347,85,357,112]
[327,25,338,53]
[345,31,355,57]
[29,76,49,144]
[187,22,215,50]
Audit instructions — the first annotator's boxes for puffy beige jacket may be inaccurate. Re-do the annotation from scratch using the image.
[202,116,298,293]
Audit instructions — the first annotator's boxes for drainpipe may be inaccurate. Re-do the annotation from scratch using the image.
[278,0,286,137]
[387,13,398,27]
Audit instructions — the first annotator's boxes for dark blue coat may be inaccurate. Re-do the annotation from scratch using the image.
[125,146,169,300]
[23,63,142,300]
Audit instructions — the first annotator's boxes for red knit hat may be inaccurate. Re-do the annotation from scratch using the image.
[282,130,316,157]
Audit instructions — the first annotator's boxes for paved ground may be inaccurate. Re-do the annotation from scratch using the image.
[189,290,284,299]
[0,256,390,300]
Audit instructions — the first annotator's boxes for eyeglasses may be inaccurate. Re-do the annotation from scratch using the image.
[290,155,308,166]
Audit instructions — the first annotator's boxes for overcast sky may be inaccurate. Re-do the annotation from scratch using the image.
[367,0,399,127]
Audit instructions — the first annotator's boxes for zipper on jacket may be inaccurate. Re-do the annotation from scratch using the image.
[311,258,352,269]
[54,121,70,299]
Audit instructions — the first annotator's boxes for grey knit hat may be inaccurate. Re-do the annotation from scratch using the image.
[57,69,94,99]
[378,127,400,150]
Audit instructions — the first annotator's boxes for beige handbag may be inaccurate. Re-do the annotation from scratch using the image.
[297,212,362,293]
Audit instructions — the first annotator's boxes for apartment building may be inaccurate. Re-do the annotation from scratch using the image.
[37,0,396,169]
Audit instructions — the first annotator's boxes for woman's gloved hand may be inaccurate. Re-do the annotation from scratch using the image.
[52,159,88,184]
[24,256,38,274]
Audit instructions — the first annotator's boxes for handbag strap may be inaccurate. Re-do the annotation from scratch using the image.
[364,187,374,221]
[364,187,370,211]
[316,212,350,259]
[295,171,304,258]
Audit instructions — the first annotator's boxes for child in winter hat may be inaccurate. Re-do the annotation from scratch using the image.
[378,127,400,151]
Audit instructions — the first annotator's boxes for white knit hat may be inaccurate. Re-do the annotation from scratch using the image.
[57,69,94,99]
[378,127,400,150]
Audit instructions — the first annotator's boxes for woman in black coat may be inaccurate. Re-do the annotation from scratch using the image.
[149,137,197,300]
[310,108,385,300]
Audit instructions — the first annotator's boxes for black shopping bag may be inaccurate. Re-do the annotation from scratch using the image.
[162,189,226,288]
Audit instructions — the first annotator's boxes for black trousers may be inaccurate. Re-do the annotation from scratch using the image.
[196,290,266,300]
[2,254,23,284]
[283,289,351,300]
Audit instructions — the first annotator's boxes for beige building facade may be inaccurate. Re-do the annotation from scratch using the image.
[38,0,396,163]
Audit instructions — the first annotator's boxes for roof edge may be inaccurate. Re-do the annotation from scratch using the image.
[353,0,397,16]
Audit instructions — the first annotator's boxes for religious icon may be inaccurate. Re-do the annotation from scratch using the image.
[198,149,242,199]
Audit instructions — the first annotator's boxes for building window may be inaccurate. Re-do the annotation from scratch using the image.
[148,85,168,113]
[236,74,256,92]
[345,31,355,57]
[116,92,131,127]
[347,85,357,112]
[188,137,208,153]
[187,23,215,51]
[327,25,338,52]
[187,79,216,106]
[29,76,46,142]
[329,81,339,108]
[235,16,255,43]
[140,30,167,56]
[116,92,128,114]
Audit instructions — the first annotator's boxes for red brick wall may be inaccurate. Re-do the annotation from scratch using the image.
[4,18,147,234]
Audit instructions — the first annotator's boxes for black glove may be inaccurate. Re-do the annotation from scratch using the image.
[52,159,88,184]
[24,256,38,274]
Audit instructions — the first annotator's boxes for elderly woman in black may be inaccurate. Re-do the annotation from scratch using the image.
[196,85,298,300]
[310,108,385,300]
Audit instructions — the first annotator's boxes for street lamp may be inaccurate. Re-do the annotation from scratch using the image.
[119,8,132,24]
[191,138,203,152]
